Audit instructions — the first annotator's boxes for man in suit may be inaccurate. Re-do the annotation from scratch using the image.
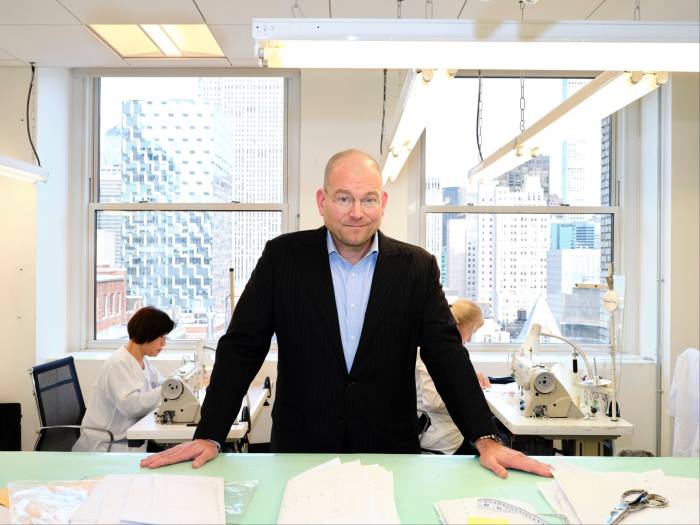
[141,149,550,478]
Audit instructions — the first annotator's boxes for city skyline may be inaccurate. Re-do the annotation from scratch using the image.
[95,77,284,340]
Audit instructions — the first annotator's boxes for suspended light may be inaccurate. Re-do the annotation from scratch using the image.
[0,155,48,183]
[252,19,699,72]
[381,69,455,185]
[468,71,667,183]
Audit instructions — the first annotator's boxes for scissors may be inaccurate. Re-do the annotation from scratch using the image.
[605,489,669,524]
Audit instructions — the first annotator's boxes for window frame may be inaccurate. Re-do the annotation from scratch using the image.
[417,73,623,354]
[73,68,300,351]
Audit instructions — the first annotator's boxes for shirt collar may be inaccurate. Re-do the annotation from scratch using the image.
[327,230,379,262]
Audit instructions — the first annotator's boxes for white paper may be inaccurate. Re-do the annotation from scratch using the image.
[121,475,224,525]
[434,497,542,525]
[553,462,700,525]
[537,481,581,525]
[70,475,132,524]
[70,474,224,525]
[277,457,400,524]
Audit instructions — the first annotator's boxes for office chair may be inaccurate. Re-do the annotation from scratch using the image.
[29,356,114,451]
[417,409,431,440]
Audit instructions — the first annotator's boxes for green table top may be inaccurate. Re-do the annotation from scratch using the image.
[0,452,698,524]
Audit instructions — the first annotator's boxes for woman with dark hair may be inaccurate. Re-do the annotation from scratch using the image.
[73,306,175,452]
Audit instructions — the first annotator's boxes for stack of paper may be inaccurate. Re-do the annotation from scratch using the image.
[277,458,400,524]
[70,474,225,525]
[538,462,700,524]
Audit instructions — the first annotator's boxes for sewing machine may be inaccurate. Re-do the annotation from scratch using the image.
[155,362,204,424]
[511,353,584,418]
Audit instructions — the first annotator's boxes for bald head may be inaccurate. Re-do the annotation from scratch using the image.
[323,149,382,189]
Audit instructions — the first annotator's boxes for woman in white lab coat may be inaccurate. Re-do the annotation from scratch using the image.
[73,306,174,452]
[416,300,488,454]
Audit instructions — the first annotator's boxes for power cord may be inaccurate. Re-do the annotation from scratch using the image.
[26,62,41,167]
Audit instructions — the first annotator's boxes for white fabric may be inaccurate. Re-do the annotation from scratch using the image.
[667,347,700,457]
[415,356,463,455]
[73,346,164,452]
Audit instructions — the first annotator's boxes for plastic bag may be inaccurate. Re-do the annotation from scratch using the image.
[8,478,258,524]
[8,480,98,524]
[224,480,260,525]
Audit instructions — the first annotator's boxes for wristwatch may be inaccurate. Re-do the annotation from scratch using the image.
[471,433,503,450]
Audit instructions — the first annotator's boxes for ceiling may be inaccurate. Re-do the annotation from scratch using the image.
[0,0,697,67]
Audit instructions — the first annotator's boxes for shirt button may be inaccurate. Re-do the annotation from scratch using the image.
[351,303,356,308]
[350,335,356,341]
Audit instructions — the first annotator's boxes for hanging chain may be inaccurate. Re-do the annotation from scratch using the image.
[518,2,526,132]
[397,0,403,19]
[634,0,641,21]
[519,73,526,132]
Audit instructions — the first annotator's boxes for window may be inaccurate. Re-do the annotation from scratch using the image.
[422,77,617,347]
[90,76,293,342]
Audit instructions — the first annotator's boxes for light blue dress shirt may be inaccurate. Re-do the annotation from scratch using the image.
[327,231,379,372]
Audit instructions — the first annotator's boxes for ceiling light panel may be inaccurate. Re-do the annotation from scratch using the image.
[162,25,224,57]
[140,25,181,57]
[90,24,161,57]
[89,24,224,58]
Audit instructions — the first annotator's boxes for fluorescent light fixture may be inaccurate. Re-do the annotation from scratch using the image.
[90,25,161,57]
[161,25,224,57]
[0,155,48,183]
[381,69,454,185]
[253,18,699,72]
[140,25,181,57]
[469,71,666,183]
[89,24,224,58]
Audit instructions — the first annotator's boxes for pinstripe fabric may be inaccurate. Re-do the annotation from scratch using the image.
[194,226,496,453]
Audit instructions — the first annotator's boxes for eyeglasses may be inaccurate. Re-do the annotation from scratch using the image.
[325,190,381,210]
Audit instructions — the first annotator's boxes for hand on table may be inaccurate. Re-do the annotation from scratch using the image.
[140,439,219,469]
[476,372,491,389]
[475,438,552,479]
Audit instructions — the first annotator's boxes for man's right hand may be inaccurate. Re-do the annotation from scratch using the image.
[140,439,219,469]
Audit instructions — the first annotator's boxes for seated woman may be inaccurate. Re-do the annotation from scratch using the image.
[73,306,174,452]
[416,299,488,454]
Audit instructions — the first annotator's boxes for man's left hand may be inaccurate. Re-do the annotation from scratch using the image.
[475,438,552,478]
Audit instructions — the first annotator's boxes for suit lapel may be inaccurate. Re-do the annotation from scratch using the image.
[302,227,348,375]
[351,232,406,374]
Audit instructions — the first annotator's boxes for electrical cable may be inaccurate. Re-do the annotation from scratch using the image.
[291,0,305,18]
[585,0,608,20]
[457,0,469,19]
[328,0,332,18]
[476,70,483,162]
[380,69,387,156]
[26,62,41,167]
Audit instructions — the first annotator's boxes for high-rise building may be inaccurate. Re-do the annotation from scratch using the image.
[198,78,284,295]
[113,98,233,333]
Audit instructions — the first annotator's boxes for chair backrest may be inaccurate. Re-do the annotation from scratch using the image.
[417,409,431,439]
[30,356,86,451]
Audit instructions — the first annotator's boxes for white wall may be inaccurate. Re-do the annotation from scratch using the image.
[298,69,408,238]
[0,67,40,451]
[660,73,700,455]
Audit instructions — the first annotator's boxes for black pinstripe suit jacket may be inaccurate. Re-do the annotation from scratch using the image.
[194,226,496,453]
